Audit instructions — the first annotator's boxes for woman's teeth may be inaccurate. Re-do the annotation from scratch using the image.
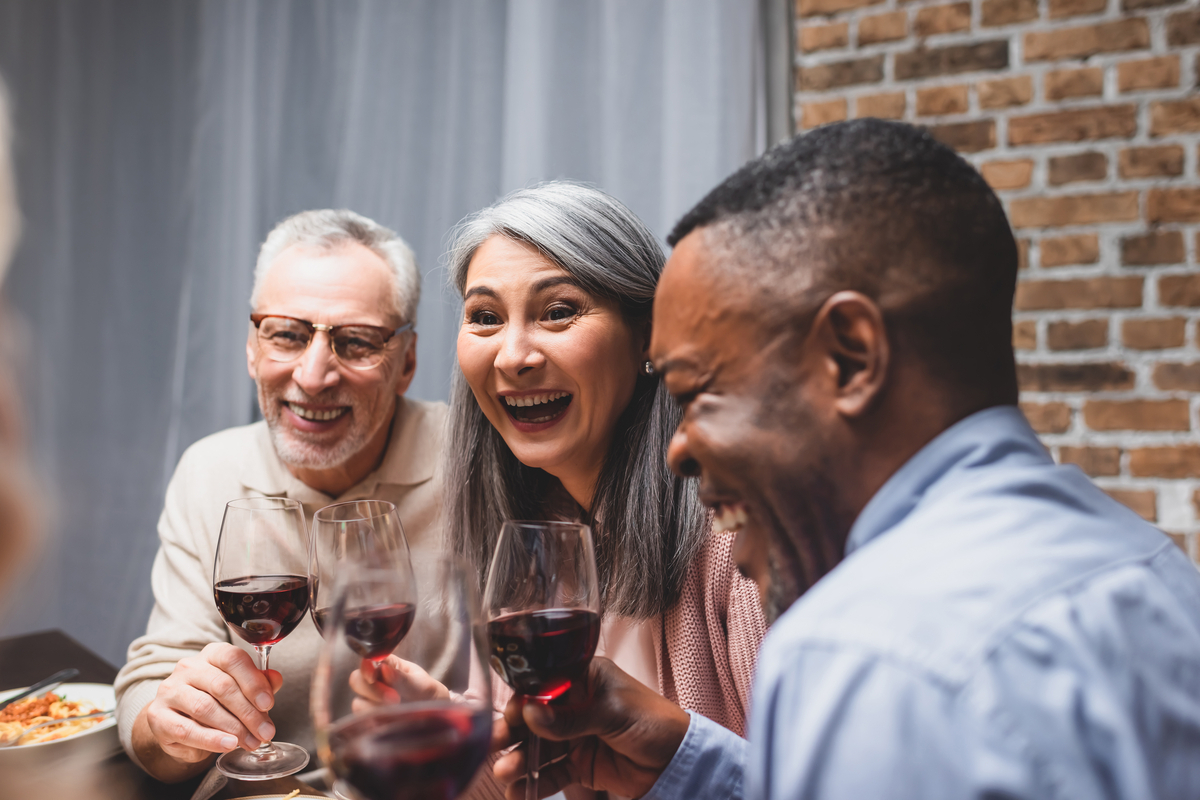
[504,391,570,407]
[712,504,749,533]
[288,403,347,422]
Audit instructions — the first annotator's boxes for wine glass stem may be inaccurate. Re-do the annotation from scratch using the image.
[526,733,540,800]
[251,645,276,757]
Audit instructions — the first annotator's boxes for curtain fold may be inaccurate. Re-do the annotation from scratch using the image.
[0,0,772,664]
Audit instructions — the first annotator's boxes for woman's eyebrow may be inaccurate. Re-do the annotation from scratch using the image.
[533,275,585,293]
[463,285,497,300]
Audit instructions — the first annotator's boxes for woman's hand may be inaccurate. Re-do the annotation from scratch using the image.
[348,655,451,713]
[491,657,690,800]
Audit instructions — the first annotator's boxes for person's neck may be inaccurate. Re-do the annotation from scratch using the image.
[287,403,398,497]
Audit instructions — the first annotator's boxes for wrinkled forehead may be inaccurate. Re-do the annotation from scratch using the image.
[257,241,400,322]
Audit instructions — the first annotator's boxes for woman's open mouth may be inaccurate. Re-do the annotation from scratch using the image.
[502,391,573,425]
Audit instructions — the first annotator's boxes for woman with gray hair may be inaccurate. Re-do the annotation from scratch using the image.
[444,182,765,760]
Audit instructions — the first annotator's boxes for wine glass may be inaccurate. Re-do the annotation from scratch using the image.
[309,500,416,665]
[482,521,600,800]
[212,496,312,780]
[313,556,492,800]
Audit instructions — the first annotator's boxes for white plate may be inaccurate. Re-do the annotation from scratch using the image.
[0,682,119,767]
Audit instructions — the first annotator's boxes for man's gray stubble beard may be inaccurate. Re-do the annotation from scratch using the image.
[259,383,391,471]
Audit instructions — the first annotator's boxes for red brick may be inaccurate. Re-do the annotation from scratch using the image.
[1123,318,1187,349]
[1118,145,1184,178]
[927,120,996,153]
[915,3,971,35]
[1167,9,1200,46]
[859,11,908,44]
[982,0,1038,26]
[1104,489,1157,522]
[1024,20,1150,62]
[1160,274,1200,306]
[1048,319,1109,350]
[1008,106,1137,145]
[1021,401,1072,433]
[1009,192,1139,228]
[1123,0,1184,8]
[797,0,884,17]
[978,75,1033,108]
[917,85,970,116]
[1130,446,1200,478]
[1041,234,1100,267]
[856,93,906,120]
[1018,362,1135,392]
[1018,238,1030,271]
[1122,231,1185,265]
[1059,446,1120,476]
[1084,399,1190,431]
[1118,56,1180,92]
[798,57,885,91]
[981,159,1033,190]
[1150,98,1200,137]
[1013,319,1037,350]
[1015,276,1143,309]
[800,22,850,52]
[1154,362,1200,390]
[802,99,848,129]
[1049,0,1106,18]
[1044,67,1104,100]
[895,42,1009,80]
[1048,152,1107,185]
[1167,531,1189,554]
[1148,189,1200,223]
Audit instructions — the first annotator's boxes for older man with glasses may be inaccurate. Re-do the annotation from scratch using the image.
[114,209,446,783]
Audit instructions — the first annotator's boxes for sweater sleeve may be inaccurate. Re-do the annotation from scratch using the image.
[112,445,231,763]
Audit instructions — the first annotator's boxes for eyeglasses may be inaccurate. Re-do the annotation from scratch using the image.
[250,314,413,371]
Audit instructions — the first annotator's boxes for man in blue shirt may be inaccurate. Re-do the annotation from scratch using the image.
[493,119,1200,799]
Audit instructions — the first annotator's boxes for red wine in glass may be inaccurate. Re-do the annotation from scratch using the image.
[312,557,492,800]
[328,702,491,800]
[482,521,600,800]
[212,496,311,780]
[486,609,600,700]
[214,574,309,646]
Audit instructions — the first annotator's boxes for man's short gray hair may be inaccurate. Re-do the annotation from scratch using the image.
[251,209,421,326]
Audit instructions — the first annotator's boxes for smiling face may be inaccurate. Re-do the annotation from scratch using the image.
[248,241,416,490]
[651,231,848,620]
[456,235,645,509]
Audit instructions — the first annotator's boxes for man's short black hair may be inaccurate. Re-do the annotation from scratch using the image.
[668,119,1018,404]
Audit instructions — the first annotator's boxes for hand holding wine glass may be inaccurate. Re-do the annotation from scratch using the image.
[211,496,311,780]
[313,556,492,800]
[482,521,600,800]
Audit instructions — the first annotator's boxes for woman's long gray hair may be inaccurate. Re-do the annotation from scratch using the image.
[443,182,707,619]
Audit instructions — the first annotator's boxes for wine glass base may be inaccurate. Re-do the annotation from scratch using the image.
[215,741,310,780]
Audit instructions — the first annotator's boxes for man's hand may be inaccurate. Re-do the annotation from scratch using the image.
[131,643,281,783]
[493,657,691,800]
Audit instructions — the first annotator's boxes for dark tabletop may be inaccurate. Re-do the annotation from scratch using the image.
[0,629,327,799]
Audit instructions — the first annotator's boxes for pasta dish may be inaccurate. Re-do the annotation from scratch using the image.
[0,691,103,745]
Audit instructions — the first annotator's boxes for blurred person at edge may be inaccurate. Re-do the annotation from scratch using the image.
[430,182,765,800]
[491,121,1200,800]
[0,79,35,596]
[114,209,447,782]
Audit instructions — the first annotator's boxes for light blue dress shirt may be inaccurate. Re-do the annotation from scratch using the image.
[643,406,1200,800]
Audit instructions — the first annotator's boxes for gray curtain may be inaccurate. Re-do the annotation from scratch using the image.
[0,0,772,665]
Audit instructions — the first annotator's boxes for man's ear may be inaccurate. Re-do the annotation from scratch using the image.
[246,323,259,380]
[393,333,418,398]
[809,291,888,419]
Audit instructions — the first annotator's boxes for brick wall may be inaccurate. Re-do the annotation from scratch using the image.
[793,0,1200,555]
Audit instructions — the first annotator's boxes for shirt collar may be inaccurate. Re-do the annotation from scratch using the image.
[239,396,439,501]
[844,405,1050,557]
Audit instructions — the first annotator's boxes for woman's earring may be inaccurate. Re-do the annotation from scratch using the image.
[643,360,655,376]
